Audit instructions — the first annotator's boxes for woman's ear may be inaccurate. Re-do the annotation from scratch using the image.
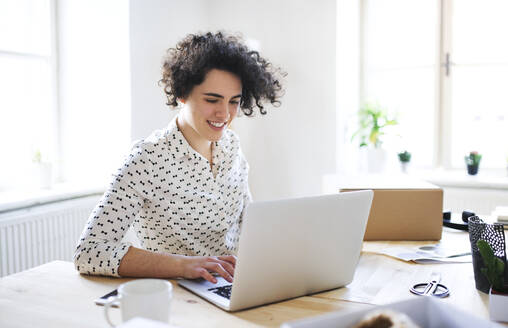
[178,98,186,104]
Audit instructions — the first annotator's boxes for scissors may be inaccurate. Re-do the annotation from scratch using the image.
[410,272,450,298]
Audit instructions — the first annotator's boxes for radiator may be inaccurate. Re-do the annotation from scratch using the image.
[443,187,508,215]
[0,195,101,277]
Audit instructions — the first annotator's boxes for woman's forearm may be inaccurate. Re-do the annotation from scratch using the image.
[118,246,236,283]
[118,246,184,278]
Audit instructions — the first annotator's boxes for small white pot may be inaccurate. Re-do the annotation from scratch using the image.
[400,162,409,173]
[35,162,53,189]
[489,287,508,322]
[366,148,387,174]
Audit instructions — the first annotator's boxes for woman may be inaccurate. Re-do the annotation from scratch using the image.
[73,32,284,284]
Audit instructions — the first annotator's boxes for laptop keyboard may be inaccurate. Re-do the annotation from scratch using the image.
[208,285,232,299]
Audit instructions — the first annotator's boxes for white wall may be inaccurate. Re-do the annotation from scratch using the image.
[129,0,209,141]
[129,0,337,201]
[58,0,131,187]
[209,0,337,201]
[336,1,361,175]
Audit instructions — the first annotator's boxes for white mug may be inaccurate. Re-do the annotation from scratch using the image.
[104,279,172,327]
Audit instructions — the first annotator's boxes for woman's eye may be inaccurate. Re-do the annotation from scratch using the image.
[205,99,218,103]
[230,101,240,105]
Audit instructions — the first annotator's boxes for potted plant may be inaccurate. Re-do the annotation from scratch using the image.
[32,149,53,189]
[465,151,482,175]
[477,240,508,322]
[352,103,398,173]
[397,150,411,173]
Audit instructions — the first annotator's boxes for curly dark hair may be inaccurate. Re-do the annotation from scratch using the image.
[160,31,285,116]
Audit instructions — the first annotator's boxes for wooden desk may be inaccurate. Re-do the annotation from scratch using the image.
[0,229,504,327]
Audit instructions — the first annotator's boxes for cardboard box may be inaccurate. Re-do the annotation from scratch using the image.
[338,175,443,241]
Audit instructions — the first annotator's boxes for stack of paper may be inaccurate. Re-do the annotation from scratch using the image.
[374,243,471,263]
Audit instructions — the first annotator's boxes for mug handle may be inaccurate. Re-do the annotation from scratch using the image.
[104,295,122,327]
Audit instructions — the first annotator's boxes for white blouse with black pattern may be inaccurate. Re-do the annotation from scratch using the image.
[73,117,252,277]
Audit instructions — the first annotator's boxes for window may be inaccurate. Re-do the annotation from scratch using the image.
[361,0,508,169]
[0,1,132,195]
[0,0,57,190]
[445,0,508,168]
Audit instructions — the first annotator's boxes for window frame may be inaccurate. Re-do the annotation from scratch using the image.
[439,0,452,169]
[49,0,61,182]
[0,0,60,188]
[359,0,501,170]
[359,0,442,169]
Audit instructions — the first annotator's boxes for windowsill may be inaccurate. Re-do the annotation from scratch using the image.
[0,183,105,214]
[325,168,508,192]
[411,168,508,190]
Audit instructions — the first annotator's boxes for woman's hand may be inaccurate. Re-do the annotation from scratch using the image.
[178,255,237,284]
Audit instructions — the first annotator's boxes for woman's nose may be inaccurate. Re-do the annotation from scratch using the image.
[215,103,229,120]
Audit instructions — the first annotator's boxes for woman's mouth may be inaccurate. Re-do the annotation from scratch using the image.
[207,120,227,131]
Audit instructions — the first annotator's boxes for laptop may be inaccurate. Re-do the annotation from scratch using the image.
[178,190,373,311]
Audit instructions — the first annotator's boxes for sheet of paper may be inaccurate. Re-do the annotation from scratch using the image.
[374,243,472,263]
[317,252,474,307]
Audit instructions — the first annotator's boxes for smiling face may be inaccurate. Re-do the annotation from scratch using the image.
[178,69,242,151]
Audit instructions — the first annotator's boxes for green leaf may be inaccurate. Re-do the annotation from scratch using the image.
[495,257,505,275]
[492,273,504,291]
[477,240,507,290]
[369,131,380,145]
[477,240,494,265]
[351,102,398,148]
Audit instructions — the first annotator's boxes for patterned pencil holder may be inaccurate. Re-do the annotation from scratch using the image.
[468,216,507,293]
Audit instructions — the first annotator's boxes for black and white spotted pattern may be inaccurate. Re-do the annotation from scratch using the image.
[73,117,251,277]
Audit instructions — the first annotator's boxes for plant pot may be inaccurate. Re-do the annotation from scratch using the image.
[34,162,53,189]
[489,287,508,322]
[400,162,409,173]
[471,251,491,294]
[467,164,479,175]
[366,148,387,173]
[468,216,507,294]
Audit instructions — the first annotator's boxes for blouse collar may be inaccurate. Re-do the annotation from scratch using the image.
[164,116,228,160]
